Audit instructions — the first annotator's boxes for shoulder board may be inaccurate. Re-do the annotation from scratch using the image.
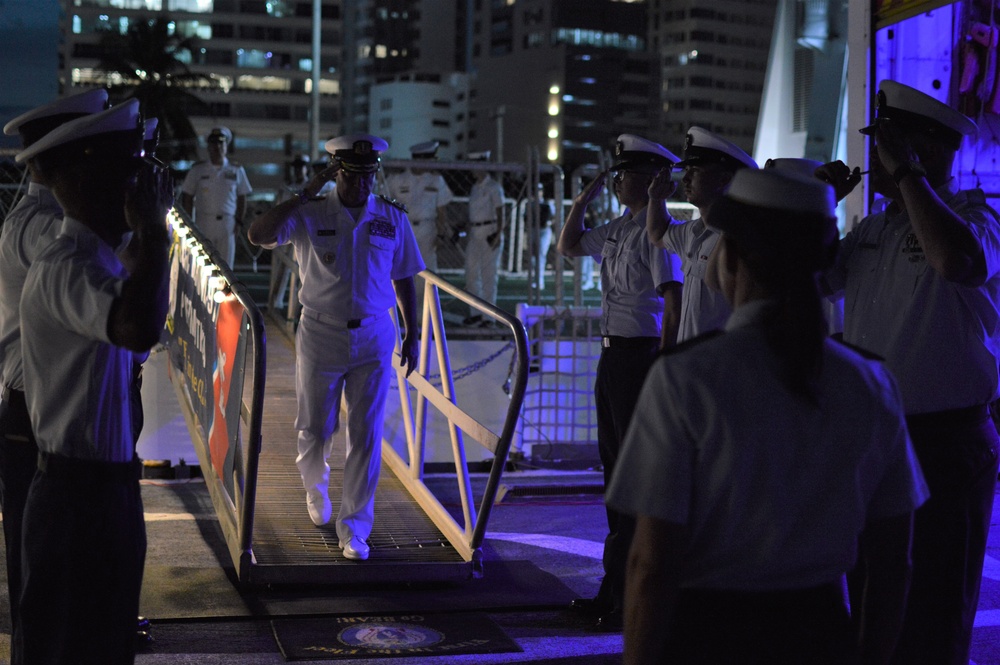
[966,189,1000,225]
[831,335,885,362]
[377,194,407,213]
[660,329,724,357]
[967,189,986,206]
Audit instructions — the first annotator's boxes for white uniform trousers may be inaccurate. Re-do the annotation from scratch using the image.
[465,223,501,306]
[533,226,553,289]
[411,218,438,272]
[293,311,395,543]
[198,214,237,268]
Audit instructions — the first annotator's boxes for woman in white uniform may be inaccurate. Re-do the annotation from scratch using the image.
[607,169,929,664]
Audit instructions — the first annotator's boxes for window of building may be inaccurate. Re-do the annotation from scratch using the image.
[379,118,391,129]
[174,20,211,39]
[432,100,451,108]
[168,0,211,10]
[380,98,392,111]
[204,48,234,66]
[237,74,292,92]
[432,119,450,127]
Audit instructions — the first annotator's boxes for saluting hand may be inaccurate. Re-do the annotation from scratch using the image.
[575,171,607,207]
[648,167,677,200]
[304,164,340,198]
[872,118,918,180]
[815,160,862,203]
[125,163,174,238]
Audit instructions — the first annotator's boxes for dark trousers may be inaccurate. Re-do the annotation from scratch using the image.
[593,339,659,612]
[888,407,999,665]
[665,584,857,664]
[0,389,39,642]
[14,454,146,665]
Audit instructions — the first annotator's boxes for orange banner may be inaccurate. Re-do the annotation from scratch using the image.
[875,0,956,29]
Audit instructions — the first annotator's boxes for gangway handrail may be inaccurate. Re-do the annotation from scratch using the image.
[381,271,529,566]
[164,208,267,582]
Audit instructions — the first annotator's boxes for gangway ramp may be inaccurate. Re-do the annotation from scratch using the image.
[245,314,468,584]
[163,210,529,586]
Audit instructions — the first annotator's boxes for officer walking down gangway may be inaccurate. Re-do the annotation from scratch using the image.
[248,133,423,562]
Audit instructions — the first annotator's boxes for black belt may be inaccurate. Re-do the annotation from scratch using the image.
[302,308,378,329]
[906,403,991,429]
[601,336,659,350]
[471,221,495,227]
[37,452,141,483]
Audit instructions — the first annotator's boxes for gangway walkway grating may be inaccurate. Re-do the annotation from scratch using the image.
[241,316,467,585]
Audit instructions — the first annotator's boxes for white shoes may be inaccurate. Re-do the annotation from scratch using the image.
[339,535,370,561]
[306,488,332,526]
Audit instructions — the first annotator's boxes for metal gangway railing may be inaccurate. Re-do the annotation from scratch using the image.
[163,206,529,583]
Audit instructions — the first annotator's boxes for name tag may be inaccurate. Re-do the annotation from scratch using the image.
[369,219,396,239]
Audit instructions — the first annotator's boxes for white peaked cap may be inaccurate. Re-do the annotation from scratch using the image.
[16,99,141,163]
[4,88,109,137]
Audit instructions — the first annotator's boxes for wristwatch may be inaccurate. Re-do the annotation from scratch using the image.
[892,160,927,186]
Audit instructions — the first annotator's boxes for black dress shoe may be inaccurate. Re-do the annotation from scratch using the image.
[591,609,624,632]
[569,597,610,617]
[135,629,154,650]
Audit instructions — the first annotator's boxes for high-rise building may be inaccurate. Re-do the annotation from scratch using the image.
[367,71,470,160]
[650,0,779,155]
[343,0,459,134]
[61,0,346,191]
[459,0,655,173]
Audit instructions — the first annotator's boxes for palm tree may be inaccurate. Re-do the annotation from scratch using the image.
[96,16,216,162]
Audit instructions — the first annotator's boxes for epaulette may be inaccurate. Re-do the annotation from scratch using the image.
[831,335,885,362]
[378,194,407,213]
[660,329,724,357]
[966,189,1000,225]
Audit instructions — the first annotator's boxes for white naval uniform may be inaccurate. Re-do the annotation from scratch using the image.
[18,216,146,663]
[608,301,929,590]
[465,174,505,307]
[0,182,63,393]
[264,193,424,542]
[658,218,732,342]
[825,181,1000,414]
[387,169,454,271]
[180,157,252,267]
